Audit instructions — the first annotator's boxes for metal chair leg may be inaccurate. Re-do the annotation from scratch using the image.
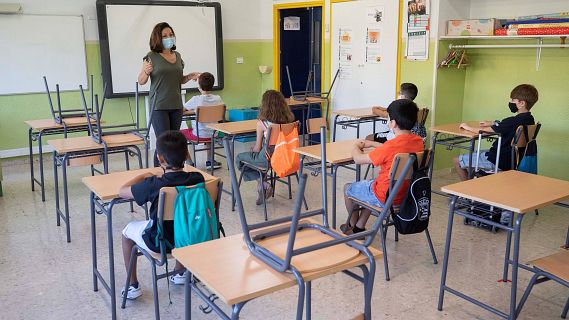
[294,173,309,210]
[260,171,268,221]
[562,295,569,319]
[151,263,160,320]
[287,176,292,199]
[121,246,139,309]
[425,228,438,264]
[378,224,390,281]
[515,273,539,318]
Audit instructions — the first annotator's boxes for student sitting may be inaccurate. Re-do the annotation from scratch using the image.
[453,84,538,181]
[235,90,295,205]
[119,131,205,300]
[342,99,424,234]
[183,72,224,170]
[366,82,426,142]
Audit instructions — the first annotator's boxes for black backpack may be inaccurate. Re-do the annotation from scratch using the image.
[390,151,432,235]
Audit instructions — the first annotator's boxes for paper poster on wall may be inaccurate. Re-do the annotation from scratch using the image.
[406,30,428,60]
[407,0,428,17]
[367,28,380,44]
[339,27,353,44]
[366,6,384,24]
[339,45,353,62]
[366,47,381,64]
[339,62,353,79]
[284,16,300,30]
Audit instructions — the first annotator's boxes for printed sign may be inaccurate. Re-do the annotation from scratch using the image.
[284,16,300,31]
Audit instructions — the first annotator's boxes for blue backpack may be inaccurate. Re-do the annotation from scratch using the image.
[172,183,219,248]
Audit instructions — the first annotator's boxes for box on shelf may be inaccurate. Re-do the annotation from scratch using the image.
[447,19,498,36]
[228,108,258,142]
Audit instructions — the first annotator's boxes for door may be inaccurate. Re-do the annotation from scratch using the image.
[279,6,322,98]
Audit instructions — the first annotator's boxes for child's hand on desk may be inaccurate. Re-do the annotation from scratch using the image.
[355,140,366,150]
[479,120,493,127]
[459,122,470,130]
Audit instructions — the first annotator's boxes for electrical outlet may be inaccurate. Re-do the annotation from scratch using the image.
[236,57,244,64]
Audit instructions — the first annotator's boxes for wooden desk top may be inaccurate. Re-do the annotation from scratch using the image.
[530,251,569,283]
[294,139,360,164]
[207,120,258,135]
[285,97,327,106]
[172,219,381,305]
[82,165,215,201]
[25,117,94,130]
[333,108,383,119]
[441,171,569,213]
[47,134,144,154]
[429,121,483,138]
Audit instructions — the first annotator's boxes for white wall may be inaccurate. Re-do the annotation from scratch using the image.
[0,0,266,41]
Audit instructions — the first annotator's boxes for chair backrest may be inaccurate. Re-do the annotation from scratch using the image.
[306,117,328,135]
[196,104,226,124]
[417,108,429,126]
[511,123,541,169]
[158,177,222,222]
[389,151,426,181]
[266,121,299,146]
[512,123,540,147]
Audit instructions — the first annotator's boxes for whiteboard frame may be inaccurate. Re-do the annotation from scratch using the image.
[96,0,224,98]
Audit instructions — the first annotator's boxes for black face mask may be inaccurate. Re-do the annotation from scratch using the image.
[508,102,518,113]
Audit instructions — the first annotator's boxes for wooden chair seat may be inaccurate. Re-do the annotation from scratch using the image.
[257,227,361,273]
[349,196,384,213]
[529,250,569,283]
[102,133,144,147]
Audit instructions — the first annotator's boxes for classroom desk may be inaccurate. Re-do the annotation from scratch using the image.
[207,120,258,208]
[294,139,362,228]
[25,117,94,202]
[438,170,569,320]
[286,97,327,144]
[82,165,215,320]
[429,121,501,181]
[172,219,382,320]
[332,108,388,142]
[48,135,146,243]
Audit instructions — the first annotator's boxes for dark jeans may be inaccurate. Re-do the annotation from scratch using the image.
[151,109,183,167]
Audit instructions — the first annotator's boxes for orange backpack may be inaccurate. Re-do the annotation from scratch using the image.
[270,124,300,178]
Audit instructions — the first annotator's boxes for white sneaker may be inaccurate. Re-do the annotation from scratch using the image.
[169,273,186,285]
[121,284,142,300]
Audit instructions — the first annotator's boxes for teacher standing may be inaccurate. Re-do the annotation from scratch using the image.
[138,22,199,167]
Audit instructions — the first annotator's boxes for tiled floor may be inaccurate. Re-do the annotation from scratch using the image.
[0,146,567,320]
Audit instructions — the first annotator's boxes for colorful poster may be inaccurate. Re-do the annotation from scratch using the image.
[366,6,384,24]
[339,27,353,44]
[406,29,428,60]
[339,45,353,62]
[367,28,380,44]
[283,16,300,31]
[407,0,428,17]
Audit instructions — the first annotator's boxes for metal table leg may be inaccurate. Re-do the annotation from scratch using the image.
[331,164,338,229]
[29,128,35,192]
[333,115,340,142]
[38,131,46,201]
[438,196,457,311]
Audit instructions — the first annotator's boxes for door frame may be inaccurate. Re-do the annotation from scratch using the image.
[329,0,404,98]
[273,1,325,94]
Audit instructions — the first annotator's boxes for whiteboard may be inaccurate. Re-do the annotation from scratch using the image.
[97,1,223,98]
[0,15,88,95]
[331,0,399,141]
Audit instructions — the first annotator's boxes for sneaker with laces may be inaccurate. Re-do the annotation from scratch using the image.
[206,160,222,170]
[121,283,142,300]
[169,273,186,285]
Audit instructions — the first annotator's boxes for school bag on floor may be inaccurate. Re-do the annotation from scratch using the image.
[270,124,300,178]
[391,152,432,235]
[172,183,219,248]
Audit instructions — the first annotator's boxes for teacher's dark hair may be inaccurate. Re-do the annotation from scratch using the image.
[149,22,176,53]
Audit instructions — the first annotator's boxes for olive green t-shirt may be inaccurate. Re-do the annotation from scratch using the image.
[147,51,184,110]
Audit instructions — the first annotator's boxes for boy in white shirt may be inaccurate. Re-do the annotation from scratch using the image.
[183,72,224,170]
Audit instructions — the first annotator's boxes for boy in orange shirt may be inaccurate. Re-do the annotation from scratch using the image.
[341,99,424,234]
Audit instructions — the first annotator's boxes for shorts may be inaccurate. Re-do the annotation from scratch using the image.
[122,220,154,253]
[345,180,385,208]
[458,150,495,171]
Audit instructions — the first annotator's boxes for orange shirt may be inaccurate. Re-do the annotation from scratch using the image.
[368,134,424,204]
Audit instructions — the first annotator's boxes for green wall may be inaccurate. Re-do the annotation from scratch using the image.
[0,40,272,153]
